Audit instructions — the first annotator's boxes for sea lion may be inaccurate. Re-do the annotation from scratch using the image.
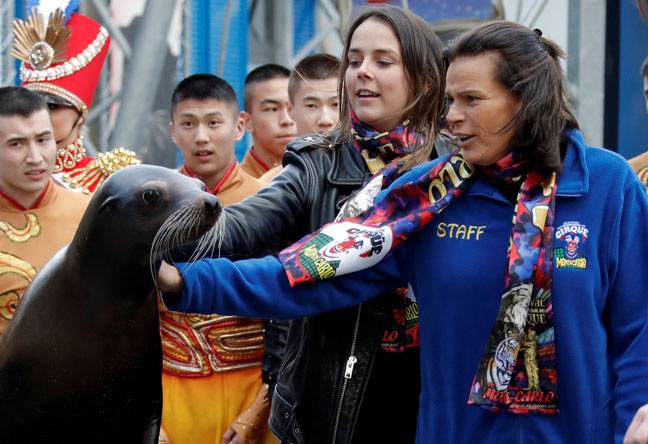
[0,164,221,443]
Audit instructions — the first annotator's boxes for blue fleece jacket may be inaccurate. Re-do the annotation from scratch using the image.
[165,131,648,444]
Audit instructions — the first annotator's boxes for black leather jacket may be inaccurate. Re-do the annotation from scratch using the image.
[195,135,419,443]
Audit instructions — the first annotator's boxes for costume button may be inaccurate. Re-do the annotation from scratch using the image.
[284,411,290,419]
[294,426,300,434]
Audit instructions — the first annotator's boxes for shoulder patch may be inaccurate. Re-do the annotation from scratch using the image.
[287,134,328,152]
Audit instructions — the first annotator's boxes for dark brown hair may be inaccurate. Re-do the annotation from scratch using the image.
[171,74,239,118]
[336,4,445,170]
[447,21,579,174]
[243,63,290,111]
[0,86,47,117]
[288,53,340,103]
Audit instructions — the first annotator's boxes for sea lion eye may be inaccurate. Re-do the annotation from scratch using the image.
[142,189,161,205]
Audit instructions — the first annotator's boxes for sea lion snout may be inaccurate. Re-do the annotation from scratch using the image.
[203,193,221,220]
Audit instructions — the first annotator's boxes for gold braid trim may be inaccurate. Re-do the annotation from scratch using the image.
[0,213,41,243]
[60,148,141,194]
[54,136,86,173]
[26,83,87,115]
[0,252,38,321]
[0,251,37,282]
[0,291,20,320]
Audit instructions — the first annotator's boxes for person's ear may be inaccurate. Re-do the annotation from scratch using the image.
[241,111,253,133]
[234,113,245,142]
[169,120,178,145]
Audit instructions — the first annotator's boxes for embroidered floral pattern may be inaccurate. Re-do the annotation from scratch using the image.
[0,213,41,242]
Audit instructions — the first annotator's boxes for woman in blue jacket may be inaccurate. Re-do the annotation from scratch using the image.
[160,21,648,444]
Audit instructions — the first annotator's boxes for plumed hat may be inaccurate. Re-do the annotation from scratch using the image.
[12,8,110,115]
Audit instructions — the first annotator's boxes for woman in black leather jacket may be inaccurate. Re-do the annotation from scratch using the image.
[170,5,446,443]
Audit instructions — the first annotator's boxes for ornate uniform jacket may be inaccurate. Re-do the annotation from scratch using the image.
[160,162,265,376]
[53,137,139,194]
[0,182,89,336]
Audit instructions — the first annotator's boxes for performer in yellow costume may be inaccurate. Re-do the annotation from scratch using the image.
[160,74,274,444]
[0,87,90,337]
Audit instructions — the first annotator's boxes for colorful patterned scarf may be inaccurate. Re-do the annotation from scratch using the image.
[279,151,559,414]
[350,111,420,174]
[347,114,423,351]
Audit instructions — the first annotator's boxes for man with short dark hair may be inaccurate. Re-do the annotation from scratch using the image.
[161,74,273,444]
[169,74,262,202]
[0,87,89,336]
[628,55,648,185]
[257,54,340,184]
[241,64,297,178]
[287,53,340,135]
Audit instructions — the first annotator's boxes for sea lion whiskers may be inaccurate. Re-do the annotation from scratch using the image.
[188,214,221,261]
[149,204,207,284]
[156,206,199,255]
[152,207,190,256]
[149,209,184,282]
[150,209,195,284]
[188,211,228,263]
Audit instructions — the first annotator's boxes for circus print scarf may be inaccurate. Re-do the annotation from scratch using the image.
[279,151,560,414]
[350,111,420,174]
[345,115,424,351]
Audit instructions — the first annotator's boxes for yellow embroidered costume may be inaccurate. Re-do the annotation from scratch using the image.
[160,162,274,444]
[0,182,89,336]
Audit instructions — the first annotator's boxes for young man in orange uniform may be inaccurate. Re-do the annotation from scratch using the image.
[160,74,273,444]
[258,53,341,184]
[0,87,89,337]
[240,64,296,178]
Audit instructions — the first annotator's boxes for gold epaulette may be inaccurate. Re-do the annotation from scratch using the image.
[61,148,141,194]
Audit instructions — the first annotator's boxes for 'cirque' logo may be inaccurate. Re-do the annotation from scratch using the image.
[553,221,588,270]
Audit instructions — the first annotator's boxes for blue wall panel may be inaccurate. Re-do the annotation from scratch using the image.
[184,0,248,161]
[351,0,493,21]
[293,0,315,58]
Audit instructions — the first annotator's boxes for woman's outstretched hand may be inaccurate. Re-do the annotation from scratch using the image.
[625,404,648,444]
[158,261,184,293]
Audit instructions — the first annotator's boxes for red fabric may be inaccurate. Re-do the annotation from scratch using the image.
[249,148,270,172]
[0,181,52,211]
[181,161,237,195]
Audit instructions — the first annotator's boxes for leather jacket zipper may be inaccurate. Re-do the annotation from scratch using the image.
[331,303,363,444]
